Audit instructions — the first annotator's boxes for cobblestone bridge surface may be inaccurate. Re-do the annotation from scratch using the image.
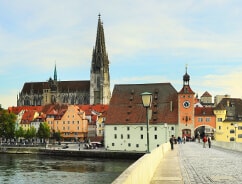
[179,142,242,184]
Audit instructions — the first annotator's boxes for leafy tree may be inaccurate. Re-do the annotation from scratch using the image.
[37,122,50,141]
[52,130,61,141]
[15,126,25,139]
[25,126,36,139]
[0,109,16,139]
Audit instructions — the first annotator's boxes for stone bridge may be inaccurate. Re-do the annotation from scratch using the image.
[113,141,242,184]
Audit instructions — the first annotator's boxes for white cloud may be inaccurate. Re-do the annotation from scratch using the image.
[192,66,242,99]
[1,1,242,108]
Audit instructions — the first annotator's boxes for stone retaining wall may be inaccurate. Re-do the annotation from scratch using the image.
[0,147,40,154]
[39,149,144,159]
[0,146,144,160]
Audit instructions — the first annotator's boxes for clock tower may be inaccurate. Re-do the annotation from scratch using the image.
[178,66,195,139]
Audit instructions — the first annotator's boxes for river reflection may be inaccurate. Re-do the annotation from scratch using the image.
[0,154,134,184]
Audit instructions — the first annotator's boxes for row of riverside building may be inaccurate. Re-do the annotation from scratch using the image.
[8,70,242,152]
[8,104,108,142]
[7,15,242,152]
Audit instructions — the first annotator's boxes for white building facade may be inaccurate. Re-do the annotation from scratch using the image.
[105,124,177,152]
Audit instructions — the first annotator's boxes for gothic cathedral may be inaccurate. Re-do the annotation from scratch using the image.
[17,15,111,106]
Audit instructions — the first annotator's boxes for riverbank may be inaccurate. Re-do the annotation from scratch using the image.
[0,146,144,160]
[0,146,40,154]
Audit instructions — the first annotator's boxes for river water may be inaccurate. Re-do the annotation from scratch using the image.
[0,154,134,184]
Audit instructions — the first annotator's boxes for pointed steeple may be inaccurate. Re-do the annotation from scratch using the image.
[91,14,109,72]
[54,63,57,81]
[90,14,111,105]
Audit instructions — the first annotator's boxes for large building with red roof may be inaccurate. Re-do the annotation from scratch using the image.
[105,83,178,151]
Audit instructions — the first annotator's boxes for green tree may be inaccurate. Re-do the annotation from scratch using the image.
[37,122,50,142]
[0,110,16,139]
[52,130,61,141]
[25,126,36,140]
[15,126,25,139]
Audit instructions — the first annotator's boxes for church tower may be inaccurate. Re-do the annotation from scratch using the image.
[178,66,195,138]
[90,14,111,105]
[43,64,59,105]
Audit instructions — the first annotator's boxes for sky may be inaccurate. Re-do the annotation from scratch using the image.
[1,0,242,109]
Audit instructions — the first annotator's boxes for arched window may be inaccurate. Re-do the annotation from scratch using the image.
[24,97,30,106]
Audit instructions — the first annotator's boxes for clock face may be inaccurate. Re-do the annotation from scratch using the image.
[183,101,190,108]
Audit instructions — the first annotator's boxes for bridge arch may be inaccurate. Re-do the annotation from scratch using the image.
[194,125,215,140]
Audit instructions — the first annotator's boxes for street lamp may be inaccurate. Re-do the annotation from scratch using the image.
[141,92,152,153]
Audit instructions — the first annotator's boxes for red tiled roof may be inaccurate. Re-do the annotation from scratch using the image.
[10,104,109,124]
[106,83,178,125]
[9,104,69,117]
[8,106,43,114]
[42,104,68,115]
[78,104,109,116]
[195,107,215,116]
[21,110,38,124]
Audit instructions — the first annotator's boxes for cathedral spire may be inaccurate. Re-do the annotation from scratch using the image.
[90,14,111,105]
[54,63,57,81]
[91,13,109,72]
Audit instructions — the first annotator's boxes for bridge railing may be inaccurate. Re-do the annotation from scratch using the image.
[212,140,242,152]
[112,142,170,184]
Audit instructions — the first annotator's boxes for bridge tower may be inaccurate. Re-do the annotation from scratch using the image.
[178,66,195,139]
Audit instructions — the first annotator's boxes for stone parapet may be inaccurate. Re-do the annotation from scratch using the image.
[212,141,242,152]
[112,143,170,184]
